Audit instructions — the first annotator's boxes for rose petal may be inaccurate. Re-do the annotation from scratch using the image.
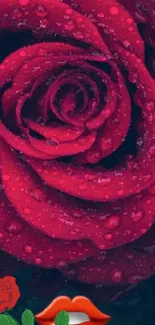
[1,140,155,249]
[0,0,109,52]
[24,119,84,142]
[65,0,144,58]
[0,189,96,267]
[27,130,96,157]
[0,42,85,89]
[0,122,53,159]
[62,226,155,285]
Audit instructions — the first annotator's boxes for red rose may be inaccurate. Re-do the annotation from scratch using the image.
[0,0,155,287]
[0,276,20,313]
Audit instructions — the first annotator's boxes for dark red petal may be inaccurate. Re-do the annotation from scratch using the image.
[1,140,155,250]
[0,190,96,267]
[65,0,144,58]
[24,119,84,143]
[0,0,109,53]
[118,0,155,24]
[62,226,155,285]
[0,122,53,159]
[0,42,85,90]
[78,69,131,163]
[27,130,96,157]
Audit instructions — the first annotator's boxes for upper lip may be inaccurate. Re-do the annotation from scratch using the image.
[35,296,111,325]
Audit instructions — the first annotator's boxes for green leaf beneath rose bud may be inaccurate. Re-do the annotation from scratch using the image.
[21,309,34,325]
[0,314,18,325]
[55,310,69,325]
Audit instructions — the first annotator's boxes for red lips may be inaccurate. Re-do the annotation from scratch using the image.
[35,296,111,325]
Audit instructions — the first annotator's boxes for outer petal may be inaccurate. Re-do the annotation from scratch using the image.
[0,190,97,267]
[1,140,155,250]
[0,0,109,53]
[62,226,155,285]
[65,0,144,58]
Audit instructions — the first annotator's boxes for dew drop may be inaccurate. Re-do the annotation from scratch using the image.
[73,31,84,40]
[64,21,75,31]
[65,8,73,15]
[2,174,10,181]
[127,17,133,24]
[123,40,131,47]
[36,5,48,17]
[131,210,144,222]
[111,269,123,284]
[0,233,4,239]
[19,50,27,57]
[117,189,125,196]
[35,257,43,265]
[24,245,33,253]
[146,101,155,111]
[24,208,31,214]
[30,188,45,202]
[128,275,146,284]
[104,233,112,241]
[57,260,67,268]
[97,177,111,185]
[98,12,105,18]
[6,220,23,234]
[109,6,119,15]
[103,215,121,230]
[149,144,155,155]
[13,8,23,17]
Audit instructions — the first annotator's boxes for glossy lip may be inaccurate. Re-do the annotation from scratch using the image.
[35,296,111,325]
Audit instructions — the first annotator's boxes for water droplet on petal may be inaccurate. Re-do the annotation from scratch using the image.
[128,275,146,284]
[35,257,43,265]
[65,8,73,15]
[2,174,10,181]
[103,215,121,230]
[13,8,23,17]
[149,144,155,155]
[98,12,105,18]
[97,177,111,185]
[131,210,144,222]
[117,189,125,196]
[111,269,123,283]
[104,233,112,241]
[0,233,4,239]
[19,50,27,57]
[146,101,155,111]
[24,245,33,253]
[109,6,119,15]
[24,208,31,214]
[30,188,45,202]
[123,40,131,47]
[64,21,75,31]
[57,260,67,268]
[36,5,48,17]
[73,31,84,40]
[6,220,23,234]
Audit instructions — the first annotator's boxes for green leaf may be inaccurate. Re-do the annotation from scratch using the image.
[55,310,69,325]
[21,309,34,325]
[0,314,18,325]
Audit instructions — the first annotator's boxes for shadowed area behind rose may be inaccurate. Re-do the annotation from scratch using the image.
[1,0,155,292]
